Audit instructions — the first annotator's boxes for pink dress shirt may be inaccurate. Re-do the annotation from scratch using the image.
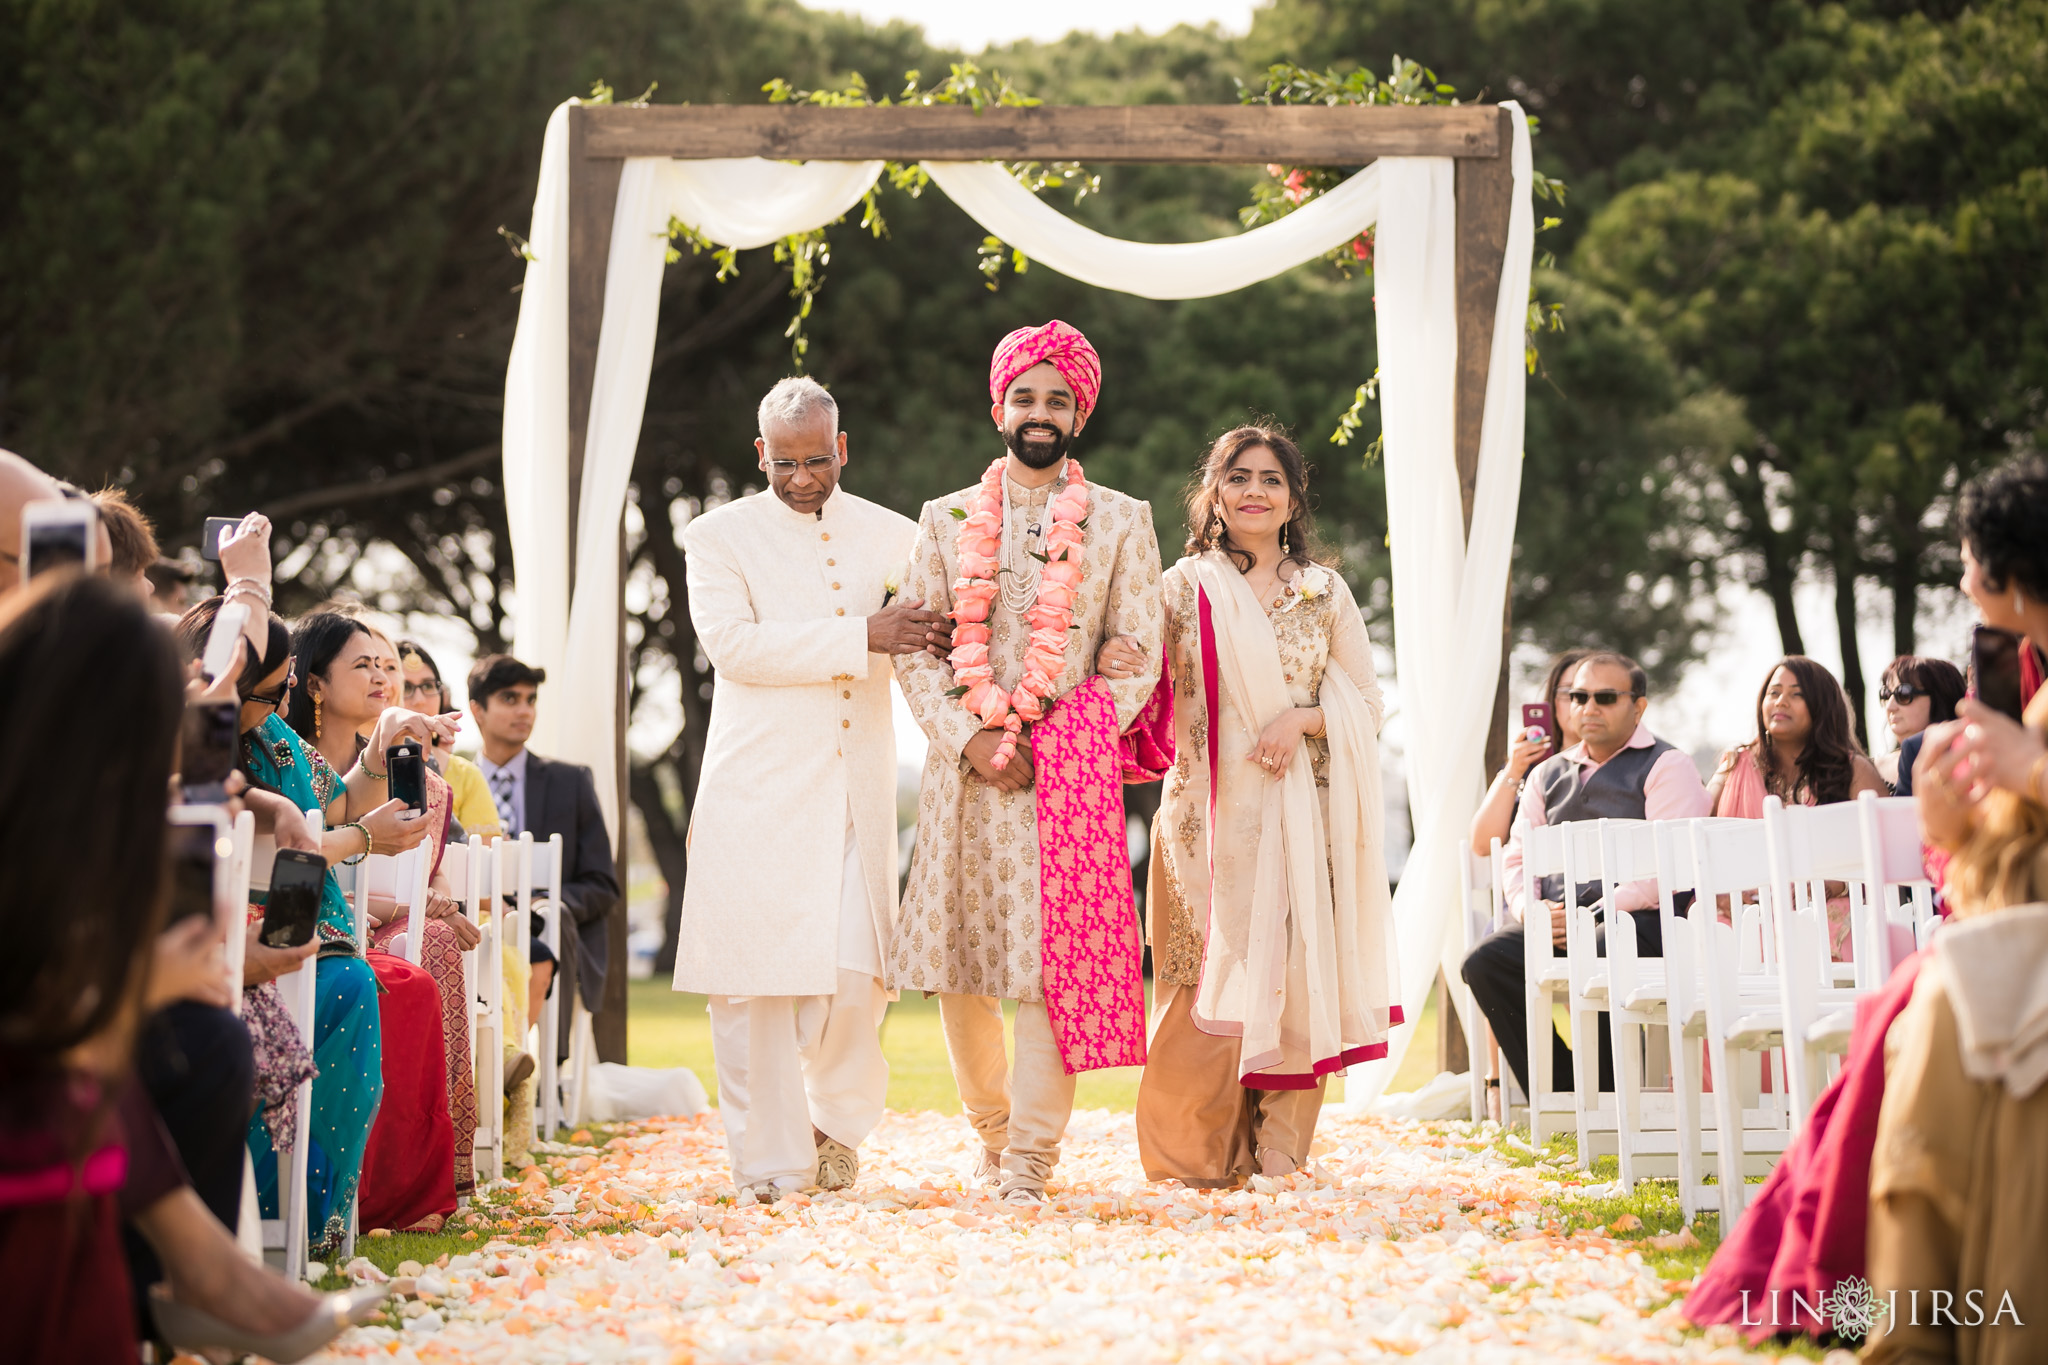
[1500,723,1711,920]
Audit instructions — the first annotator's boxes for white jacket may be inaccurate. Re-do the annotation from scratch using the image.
[670,486,916,997]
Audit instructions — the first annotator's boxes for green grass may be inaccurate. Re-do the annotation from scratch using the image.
[628,977,1379,1111]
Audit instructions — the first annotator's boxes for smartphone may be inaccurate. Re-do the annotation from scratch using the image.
[21,499,102,579]
[181,700,239,804]
[165,807,230,930]
[386,741,427,812]
[261,848,327,949]
[201,515,241,562]
[1521,701,1554,738]
[201,599,250,683]
[1973,625,2025,722]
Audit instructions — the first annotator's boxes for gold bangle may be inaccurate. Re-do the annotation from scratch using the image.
[1306,708,1326,739]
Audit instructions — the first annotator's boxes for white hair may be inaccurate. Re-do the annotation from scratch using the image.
[757,376,839,438]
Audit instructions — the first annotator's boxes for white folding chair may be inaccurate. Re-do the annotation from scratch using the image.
[1456,840,1504,1122]
[361,845,432,964]
[443,836,505,1182]
[1595,818,1668,1190]
[1560,818,1646,1164]
[1519,819,1611,1151]
[1856,791,1938,972]
[1762,796,1872,1127]
[523,832,595,1137]
[1686,816,1796,1228]
[254,807,323,1283]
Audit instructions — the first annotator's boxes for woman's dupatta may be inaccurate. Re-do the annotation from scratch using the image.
[1185,552,1397,1087]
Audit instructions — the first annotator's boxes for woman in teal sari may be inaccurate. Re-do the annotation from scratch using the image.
[177,594,445,1257]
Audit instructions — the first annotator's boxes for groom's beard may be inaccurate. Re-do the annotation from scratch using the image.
[1004,420,1071,469]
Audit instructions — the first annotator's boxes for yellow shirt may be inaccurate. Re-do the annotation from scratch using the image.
[442,751,502,841]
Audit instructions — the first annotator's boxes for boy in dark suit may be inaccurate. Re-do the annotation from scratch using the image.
[469,655,621,1060]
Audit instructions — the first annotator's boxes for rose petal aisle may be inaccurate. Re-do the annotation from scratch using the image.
[309,1110,1806,1364]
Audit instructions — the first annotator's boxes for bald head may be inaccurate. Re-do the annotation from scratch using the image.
[0,450,64,597]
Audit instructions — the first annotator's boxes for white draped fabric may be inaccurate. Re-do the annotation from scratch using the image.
[498,102,1532,1093]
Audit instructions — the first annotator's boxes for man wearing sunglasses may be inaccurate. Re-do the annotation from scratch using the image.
[1460,652,1710,1099]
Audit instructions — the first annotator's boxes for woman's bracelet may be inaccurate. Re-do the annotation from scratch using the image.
[1304,707,1326,739]
[225,577,273,607]
[339,821,371,865]
[356,753,387,780]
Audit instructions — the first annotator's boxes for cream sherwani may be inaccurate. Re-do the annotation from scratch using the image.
[893,464,1163,1194]
[673,485,914,1190]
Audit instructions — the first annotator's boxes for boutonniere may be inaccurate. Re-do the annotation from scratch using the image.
[883,568,903,606]
[1293,565,1332,601]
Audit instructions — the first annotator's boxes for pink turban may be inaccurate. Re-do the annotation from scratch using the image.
[989,319,1103,418]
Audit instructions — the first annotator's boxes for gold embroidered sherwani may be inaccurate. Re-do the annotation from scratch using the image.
[891,469,1165,1001]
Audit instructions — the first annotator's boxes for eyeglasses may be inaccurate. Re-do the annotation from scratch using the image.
[402,679,443,702]
[1879,683,1923,703]
[1567,689,1641,708]
[765,455,837,476]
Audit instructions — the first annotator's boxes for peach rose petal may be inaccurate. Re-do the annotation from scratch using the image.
[308,1109,1776,1364]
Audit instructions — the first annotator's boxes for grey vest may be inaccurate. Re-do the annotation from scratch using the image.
[1531,734,1673,906]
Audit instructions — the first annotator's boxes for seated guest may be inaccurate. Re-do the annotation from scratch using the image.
[471,654,620,1064]
[1878,654,1965,797]
[1705,656,1886,956]
[1689,454,2048,1345]
[1460,652,1710,1096]
[284,610,474,1224]
[1470,649,1588,857]
[398,639,500,839]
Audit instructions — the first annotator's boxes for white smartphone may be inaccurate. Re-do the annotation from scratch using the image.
[202,600,252,682]
[20,499,103,579]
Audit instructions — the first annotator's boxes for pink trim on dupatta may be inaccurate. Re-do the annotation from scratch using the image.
[1118,645,1175,782]
[1034,676,1148,1073]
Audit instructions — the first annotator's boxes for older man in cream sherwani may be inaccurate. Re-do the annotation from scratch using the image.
[672,377,946,1200]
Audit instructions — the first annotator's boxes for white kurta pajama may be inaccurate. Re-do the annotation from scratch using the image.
[672,485,915,1190]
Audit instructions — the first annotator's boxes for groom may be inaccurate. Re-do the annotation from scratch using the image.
[893,320,1165,1203]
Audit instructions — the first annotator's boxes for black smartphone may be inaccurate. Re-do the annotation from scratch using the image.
[386,741,427,812]
[261,848,327,949]
[1973,625,2025,721]
[180,700,239,804]
[200,516,240,562]
[165,817,225,929]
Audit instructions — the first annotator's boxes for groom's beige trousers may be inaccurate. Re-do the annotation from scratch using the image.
[938,994,1076,1195]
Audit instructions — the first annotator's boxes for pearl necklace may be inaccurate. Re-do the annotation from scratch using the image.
[996,464,1071,615]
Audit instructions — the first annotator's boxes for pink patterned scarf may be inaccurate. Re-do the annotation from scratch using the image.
[1033,676,1148,1072]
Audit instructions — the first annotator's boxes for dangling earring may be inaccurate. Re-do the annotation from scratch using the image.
[314,694,322,740]
[1281,525,1291,556]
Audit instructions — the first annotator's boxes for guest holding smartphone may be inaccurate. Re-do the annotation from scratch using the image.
[1469,650,1590,858]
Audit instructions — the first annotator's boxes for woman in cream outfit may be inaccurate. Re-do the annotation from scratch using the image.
[1101,425,1398,1186]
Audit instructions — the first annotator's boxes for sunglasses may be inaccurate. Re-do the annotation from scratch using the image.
[1879,683,1924,703]
[1567,689,1641,708]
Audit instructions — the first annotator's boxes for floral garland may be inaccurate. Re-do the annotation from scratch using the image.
[948,456,1089,770]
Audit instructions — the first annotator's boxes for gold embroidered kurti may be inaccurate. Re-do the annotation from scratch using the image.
[892,469,1164,1001]
[1147,560,1386,989]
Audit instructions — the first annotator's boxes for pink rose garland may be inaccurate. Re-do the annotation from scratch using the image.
[949,456,1089,770]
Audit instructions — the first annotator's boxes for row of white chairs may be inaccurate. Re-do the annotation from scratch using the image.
[1457,791,1937,1228]
[221,813,595,1279]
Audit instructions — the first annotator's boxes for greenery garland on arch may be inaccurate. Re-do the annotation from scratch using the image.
[647,58,1567,454]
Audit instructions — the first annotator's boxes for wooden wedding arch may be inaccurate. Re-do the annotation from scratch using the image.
[566,103,1516,1062]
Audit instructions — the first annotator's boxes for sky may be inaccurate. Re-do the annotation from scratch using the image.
[808,0,1260,50]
